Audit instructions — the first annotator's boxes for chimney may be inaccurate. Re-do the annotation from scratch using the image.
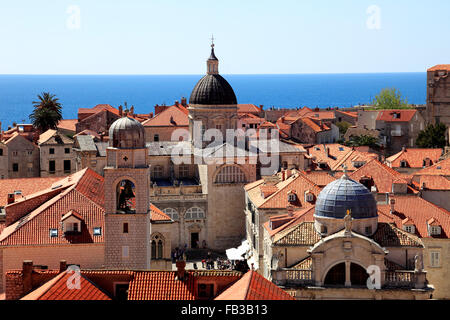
[119,105,123,117]
[259,105,264,111]
[176,260,186,281]
[149,112,154,118]
[421,182,426,190]
[59,260,67,273]
[175,100,179,107]
[389,197,396,214]
[281,170,286,181]
[130,106,134,116]
[22,260,33,295]
[7,193,15,205]
[285,169,292,179]
[287,206,294,217]
[181,97,187,106]
[402,146,406,152]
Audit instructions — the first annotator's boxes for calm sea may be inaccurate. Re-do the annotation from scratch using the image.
[0,73,426,128]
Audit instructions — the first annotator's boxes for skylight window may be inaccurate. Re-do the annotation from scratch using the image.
[93,227,102,236]
[49,229,58,237]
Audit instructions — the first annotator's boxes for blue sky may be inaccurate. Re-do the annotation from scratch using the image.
[0,0,449,74]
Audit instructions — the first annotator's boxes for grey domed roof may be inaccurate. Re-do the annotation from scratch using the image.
[189,74,237,105]
[109,116,145,149]
[314,174,378,219]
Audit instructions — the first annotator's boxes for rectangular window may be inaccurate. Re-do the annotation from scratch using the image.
[49,229,58,237]
[49,160,55,173]
[154,134,159,142]
[93,227,102,236]
[365,226,372,235]
[49,148,55,154]
[0,149,3,156]
[123,223,129,233]
[430,251,440,267]
[179,165,189,178]
[64,160,71,173]
[122,246,129,258]
[12,163,19,172]
[64,148,70,154]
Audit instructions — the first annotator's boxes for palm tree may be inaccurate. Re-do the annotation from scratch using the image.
[29,92,62,132]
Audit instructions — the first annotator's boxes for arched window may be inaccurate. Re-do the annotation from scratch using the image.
[152,165,163,179]
[215,166,246,184]
[151,234,164,260]
[163,208,179,221]
[116,180,136,213]
[185,207,205,220]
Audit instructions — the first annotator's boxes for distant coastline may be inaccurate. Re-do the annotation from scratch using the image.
[0,73,426,128]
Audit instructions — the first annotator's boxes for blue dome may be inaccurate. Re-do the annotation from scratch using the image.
[314,174,377,219]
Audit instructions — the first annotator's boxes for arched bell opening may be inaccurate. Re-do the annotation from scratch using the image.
[117,179,136,213]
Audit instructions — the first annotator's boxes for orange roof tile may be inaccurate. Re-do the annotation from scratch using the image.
[215,270,295,300]
[411,175,450,190]
[378,195,450,238]
[21,270,111,300]
[376,109,417,122]
[0,176,62,207]
[237,104,262,114]
[57,119,78,132]
[428,64,450,72]
[349,159,410,193]
[150,203,172,222]
[142,105,188,127]
[386,148,442,168]
[413,157,450,176]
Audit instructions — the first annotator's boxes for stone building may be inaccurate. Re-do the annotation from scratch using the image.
[2,133,40,179]
[38,129,76,177]
[260,173,434,300]
[73,134,108,176]
[427,65,450,129]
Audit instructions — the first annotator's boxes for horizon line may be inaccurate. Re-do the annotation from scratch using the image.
[0,71,426,76]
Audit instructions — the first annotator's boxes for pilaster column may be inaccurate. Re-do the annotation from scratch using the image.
[345,260,351,287]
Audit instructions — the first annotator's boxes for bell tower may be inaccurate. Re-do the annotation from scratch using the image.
[104,113,151,269]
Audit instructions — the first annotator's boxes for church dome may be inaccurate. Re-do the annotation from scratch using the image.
[109,116,145,149]
[189,74,237,105]
[314,174,378,219]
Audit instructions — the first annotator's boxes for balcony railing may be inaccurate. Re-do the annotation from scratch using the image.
[272,269,314,286]
[384,271,416,287]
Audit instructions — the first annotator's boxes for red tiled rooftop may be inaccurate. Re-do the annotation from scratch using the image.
[21,270,111,300]
[376,109,417,122]
[215,270,295,300]
[142,105,189,127]
[0,176,62,207]
[386,148,442,168]
[428,64,450,72]
[57,119,78,132]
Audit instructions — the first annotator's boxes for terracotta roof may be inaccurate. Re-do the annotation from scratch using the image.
[21,270,111,300]
[304,111,336,120]
[150,203,172,222]
[413,157,450,176]
[376,109,417,122]
[372,222,423,247]
[246,172,321,210]
[0,176,62,207]
[273,221,320,246]
[237,104,262,114]
[428,65,450,72]
[57,119,78,132]
[215,270,295,300]
[300,117,330,133]
[386,148,442,168]
[142,105,188,127]
[78,104,119,117]
[349,159,410,194]
[308,144,378,171]
[378,195,450,239]
[411,175,450,190]
[0,168,105,246]
[128,270,242,300]
[300,170,336,187]
[38,129,73,145]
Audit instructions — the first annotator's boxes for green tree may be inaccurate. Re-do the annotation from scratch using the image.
[29,92,63,132]
[336,121,352,136]
[416,123,447,148]
[344,135,379,148]
[371,88,410,109]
